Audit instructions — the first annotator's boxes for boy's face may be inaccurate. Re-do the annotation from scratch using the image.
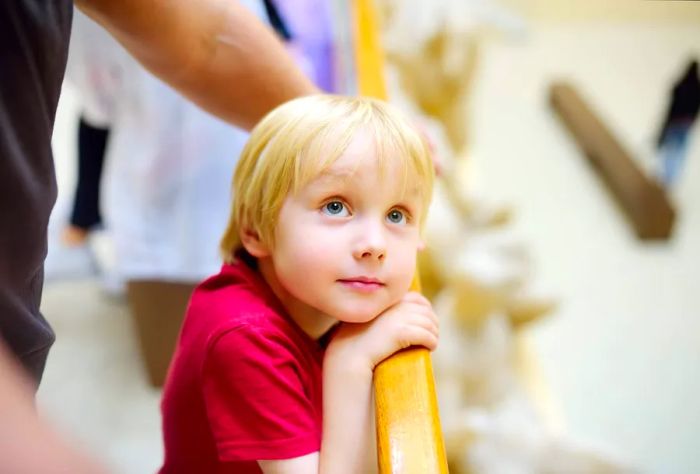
[261,129,426,328]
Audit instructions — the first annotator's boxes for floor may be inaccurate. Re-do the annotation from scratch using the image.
[39,20,699,474]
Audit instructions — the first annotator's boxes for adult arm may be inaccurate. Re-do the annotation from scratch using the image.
[0,341,108,474]
[75,0,318,130]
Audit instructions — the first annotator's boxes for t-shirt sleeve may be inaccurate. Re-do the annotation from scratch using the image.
[201,324,320,462]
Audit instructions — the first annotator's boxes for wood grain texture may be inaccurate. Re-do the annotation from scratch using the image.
[374,344,449,474]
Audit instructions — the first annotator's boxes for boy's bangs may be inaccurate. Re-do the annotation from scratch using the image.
[369,118,434,211]
[289,112,433,209]
[291,121,362,194]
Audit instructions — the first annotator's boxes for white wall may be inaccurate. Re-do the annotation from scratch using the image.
[470,21,700,473]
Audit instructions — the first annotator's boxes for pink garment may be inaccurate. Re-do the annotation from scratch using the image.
[160,254,325,473]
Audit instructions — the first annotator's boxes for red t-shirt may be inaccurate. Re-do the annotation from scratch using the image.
[160,256,325,473]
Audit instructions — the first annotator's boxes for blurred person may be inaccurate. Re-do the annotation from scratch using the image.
[44,117,110,282]
[160,95,438,473]
[48,0,297,284]
[1,0,317,389]
[44,12,121,283]
[56,0,334,268]
[60,26,117,249]
[656,59,700,187]
[63,120,109,247]
[65,8,265,386]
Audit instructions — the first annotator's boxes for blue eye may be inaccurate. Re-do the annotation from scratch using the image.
[387,209,406,224]
[323,201,349,216]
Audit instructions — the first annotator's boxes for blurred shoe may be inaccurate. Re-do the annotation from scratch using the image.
[44,238,99,281]
[88,229,126,299]
[99,271,126,300]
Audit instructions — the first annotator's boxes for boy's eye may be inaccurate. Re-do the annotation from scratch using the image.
[387,209,406,224]
[323,201,349,216]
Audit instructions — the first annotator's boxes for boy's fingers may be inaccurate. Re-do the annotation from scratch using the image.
[407,303,439,325]
[412,327,438,351]
[399,319,438,350]
[413,314,439,338]
[401,313,439,341]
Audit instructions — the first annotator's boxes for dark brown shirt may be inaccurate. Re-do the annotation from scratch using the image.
[0,1,72,385]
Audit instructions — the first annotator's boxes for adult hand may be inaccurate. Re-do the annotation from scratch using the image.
[0,341,108,474]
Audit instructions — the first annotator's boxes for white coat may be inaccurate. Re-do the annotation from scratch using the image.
[66,3,267,283]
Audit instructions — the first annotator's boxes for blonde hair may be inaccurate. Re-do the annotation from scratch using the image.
[220,94,434,263]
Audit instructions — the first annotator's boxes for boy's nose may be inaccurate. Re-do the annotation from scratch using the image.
[354,245,386,261]
[353,221,386,261]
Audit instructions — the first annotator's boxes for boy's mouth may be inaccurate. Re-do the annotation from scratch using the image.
[337,277,385,292]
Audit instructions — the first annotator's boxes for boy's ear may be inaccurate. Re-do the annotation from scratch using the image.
[240,227,270,258]
[417,239,426,251]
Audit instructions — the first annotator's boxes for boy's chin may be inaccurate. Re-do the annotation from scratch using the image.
[332,305,389,324]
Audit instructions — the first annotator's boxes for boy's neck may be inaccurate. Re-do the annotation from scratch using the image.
[257,257,338,340]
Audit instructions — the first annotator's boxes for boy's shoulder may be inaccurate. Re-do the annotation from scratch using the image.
[191,261,279,319]
[172,261,323,387]
[183,260,297,345]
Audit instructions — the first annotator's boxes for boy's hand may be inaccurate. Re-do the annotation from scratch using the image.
[326,292,439,372]
[320,293,437,472]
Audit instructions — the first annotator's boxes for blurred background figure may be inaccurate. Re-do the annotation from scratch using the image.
[50,8,254,386]
[63,120,109,247]
[656,59,699,188]
[45,8,120,287]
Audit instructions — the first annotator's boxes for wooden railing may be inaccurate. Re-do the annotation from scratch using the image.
[351,0,449,472]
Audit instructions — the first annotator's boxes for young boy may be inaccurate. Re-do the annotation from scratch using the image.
[160,95,438,473]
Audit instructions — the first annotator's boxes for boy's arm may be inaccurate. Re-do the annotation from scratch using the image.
[320,292,438,473]
[258,452,319,474]
[75,0,318,130]
[258,292,438,474]
[318,350,377,473]
[257,360,376,474]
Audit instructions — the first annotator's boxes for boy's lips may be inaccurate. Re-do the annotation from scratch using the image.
[337,277,385,292]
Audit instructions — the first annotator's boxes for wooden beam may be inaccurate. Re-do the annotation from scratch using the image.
[351,0,448,472]
[549,82,676,240]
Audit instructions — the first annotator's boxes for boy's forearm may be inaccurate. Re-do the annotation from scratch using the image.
[319,353,376,474]
[76,0,318,130]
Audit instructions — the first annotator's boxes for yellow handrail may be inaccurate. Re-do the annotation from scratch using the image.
[351,0,448,472]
